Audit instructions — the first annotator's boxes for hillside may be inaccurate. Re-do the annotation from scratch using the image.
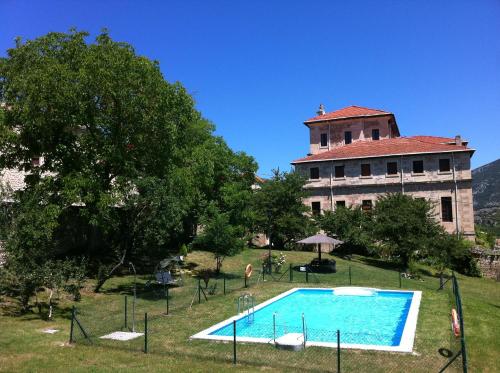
[472,158,500,229]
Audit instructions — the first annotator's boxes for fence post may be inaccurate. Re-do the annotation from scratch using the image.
[306,266,309,283]
[244,275,247,288]
[349,266,352,285]
[124,295,128,330]
[262,264,265,282]
[166,286,169,315]
[233,320,237,364]
[69,305,75,343]
[455,275,468,373]
[144,312,148,353]
[290,263,293,282]
[198,278,201,304]
[399,272,402,288]
[439,272,444,290]
[223,275,226,295]
[337,330,341,373]
[273,313,276,343]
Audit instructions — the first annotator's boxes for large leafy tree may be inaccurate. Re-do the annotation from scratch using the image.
[252,170,316,250]
[318,206,373,254]
[192,204,246,274]
[371,193,442,270]
[0,29,256,295]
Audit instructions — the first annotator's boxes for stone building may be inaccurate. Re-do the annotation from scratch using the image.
[292,105,475,239]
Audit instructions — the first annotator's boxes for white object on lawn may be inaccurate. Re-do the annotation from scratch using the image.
[43,328,60,334]
[100,331,144,341]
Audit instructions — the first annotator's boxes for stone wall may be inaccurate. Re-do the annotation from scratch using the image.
[472,248,500,280]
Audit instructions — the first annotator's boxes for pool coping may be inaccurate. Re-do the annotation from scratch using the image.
[190,287,422,353]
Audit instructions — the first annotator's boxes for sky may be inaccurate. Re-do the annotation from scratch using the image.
[1,0,499,176]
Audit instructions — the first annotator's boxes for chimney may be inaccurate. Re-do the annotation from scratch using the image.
[317,104,326,116]
[455,135,462,146]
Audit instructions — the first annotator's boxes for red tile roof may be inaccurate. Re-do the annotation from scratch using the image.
[305,105,392,124]
[292,136,473,164]
[409,135,468,145]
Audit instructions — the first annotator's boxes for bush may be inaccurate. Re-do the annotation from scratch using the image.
[430,233,480,277]
[179,244,189,257]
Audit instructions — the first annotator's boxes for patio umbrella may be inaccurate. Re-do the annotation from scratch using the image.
[297,234,344,261]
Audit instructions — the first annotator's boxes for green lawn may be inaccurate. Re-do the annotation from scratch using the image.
[0,249,498,372]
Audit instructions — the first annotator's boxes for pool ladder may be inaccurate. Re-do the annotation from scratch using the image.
[237,293,255,323]
[272,313,308,348]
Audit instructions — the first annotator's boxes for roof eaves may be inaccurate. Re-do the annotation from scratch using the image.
[304,112,393,125]
[291,148,475,165]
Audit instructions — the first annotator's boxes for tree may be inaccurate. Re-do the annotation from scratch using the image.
[0,29,257,296]
[318,206,373,254]
[252,170,316,250]
[429,233,480,277]
[371,193,442,270]
[0,184,86,312]
[192,204,246,273]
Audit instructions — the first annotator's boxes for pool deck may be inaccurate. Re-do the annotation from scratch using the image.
[190,287,422,353]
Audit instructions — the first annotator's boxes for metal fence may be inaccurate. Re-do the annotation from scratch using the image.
[436,273,468,373]
[69,266,468,372]
[263,261,443,293]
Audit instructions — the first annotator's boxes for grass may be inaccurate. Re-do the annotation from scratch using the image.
[0,248,498,372]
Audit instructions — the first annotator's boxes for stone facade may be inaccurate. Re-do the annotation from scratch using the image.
[0,168,27,192]
[293,106,475,239]
[308,116,398,155]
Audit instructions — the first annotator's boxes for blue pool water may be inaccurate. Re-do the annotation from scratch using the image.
[210,289,413,346]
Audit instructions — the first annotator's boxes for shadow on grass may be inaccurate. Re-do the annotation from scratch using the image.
[354,256,402,271]
[3,302,74,321]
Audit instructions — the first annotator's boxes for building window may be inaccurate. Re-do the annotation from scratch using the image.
[320,133,328,147]
[336,200,346,208]
[441,197,453,222]
[310,167,320,180]
[361,163,371,177]
[31,157,40,167]
[372,129,380,140]
[311,202,321,215]
[439,158,451,172]
[387,161,398,175]
[344,131,352,145]
[334,165,345,178]
[412,160,424,174]
[362,200,372,211]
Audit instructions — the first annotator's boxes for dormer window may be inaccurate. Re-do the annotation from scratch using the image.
[31,157,40,167]
[344,131,352,145]
[320,133,328,147]
[372,129,380,140]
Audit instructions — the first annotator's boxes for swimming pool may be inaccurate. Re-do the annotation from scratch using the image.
[191,287,422,352]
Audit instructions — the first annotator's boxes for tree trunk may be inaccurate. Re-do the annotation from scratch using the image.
[215,256,223,275]
[47,289,54,320]
[93,250,126,292]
